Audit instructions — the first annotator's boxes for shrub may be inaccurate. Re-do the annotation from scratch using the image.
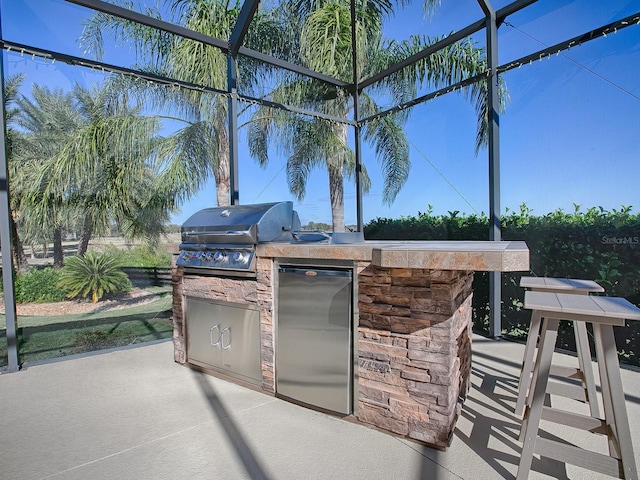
[13,268,67,304]
[58,252,132,303]
[96,244,171,268]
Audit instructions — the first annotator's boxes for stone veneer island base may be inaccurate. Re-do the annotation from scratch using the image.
[357,266,473,448]
[170,241,528,449]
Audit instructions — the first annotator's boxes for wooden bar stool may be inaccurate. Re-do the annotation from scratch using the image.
[517,291,640,479]
[515,277,603,418]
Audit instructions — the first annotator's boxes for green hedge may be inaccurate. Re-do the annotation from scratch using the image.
[364,205,640,366]
[9,268,67,304]
[95,244,171,268]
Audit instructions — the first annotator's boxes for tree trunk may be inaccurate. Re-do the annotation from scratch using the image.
[327,123,348,232]
[53,227,64,268]
[77,215,93,256]
[10,214,30,273]
[215,129,231,207]
[328,159,345,232]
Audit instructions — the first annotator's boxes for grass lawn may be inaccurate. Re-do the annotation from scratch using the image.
[0,288,173,366]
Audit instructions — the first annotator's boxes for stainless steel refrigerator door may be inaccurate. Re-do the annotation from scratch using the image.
[276,267,352,415]
[186,297,262,386]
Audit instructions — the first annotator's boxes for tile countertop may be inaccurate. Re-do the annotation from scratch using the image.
[256,240,529,272]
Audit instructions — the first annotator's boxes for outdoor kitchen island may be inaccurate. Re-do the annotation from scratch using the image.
[170,240,529,449]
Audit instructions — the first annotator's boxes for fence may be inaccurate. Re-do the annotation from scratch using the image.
[121,267,172,287]
[0,265,172,288]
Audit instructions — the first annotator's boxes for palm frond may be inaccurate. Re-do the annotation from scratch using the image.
[300,2,355,81]
[363,112,410,205]
[79,1,172,64]
[285,117,343,200]
[247,104,274,166]
[155,121,217,206]
[3,74,25,125]
[58,252,131,303]
[343,150,371,194]
[375,33,508,153]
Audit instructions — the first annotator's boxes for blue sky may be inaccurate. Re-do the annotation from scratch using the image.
[2,0,639,227]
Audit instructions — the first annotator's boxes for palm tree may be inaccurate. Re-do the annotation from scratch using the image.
[4,74,35,272]
[12,84,81,267]
[16,82,168,263]
[38,82,167,256]
[247,0,502,231]
[3,74,31,272]
[79,0,289,208]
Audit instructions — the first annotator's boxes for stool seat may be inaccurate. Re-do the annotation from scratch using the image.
[520,276,605,294]
[525,291,637,324]
[517,291,640,479]
[515,277,604,417]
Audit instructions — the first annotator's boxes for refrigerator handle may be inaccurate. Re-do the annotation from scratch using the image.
[221,326,232,350]
[210,324,221,348]
[279,267,351,278]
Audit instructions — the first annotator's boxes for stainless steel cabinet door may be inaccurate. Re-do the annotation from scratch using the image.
[277,267,352,415]
[186,297,262,386]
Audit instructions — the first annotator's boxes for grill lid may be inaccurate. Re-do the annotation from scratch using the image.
[181,201,300,246]
[178,202,299,272]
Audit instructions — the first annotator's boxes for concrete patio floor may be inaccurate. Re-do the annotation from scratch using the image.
[1,335,638,480]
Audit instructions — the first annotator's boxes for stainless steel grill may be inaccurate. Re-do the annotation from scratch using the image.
[176,201,300,275]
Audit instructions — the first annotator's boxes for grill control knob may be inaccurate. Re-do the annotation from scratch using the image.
[233,252,249,265]
[181,251,195,263]
[213,251,226,262]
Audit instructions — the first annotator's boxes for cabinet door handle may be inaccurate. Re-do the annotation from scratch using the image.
[210,324,221,347]
[221,326,232,350]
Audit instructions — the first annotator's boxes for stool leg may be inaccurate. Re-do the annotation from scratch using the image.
[523,317,546,416]
[593,324,620,459]
[515,309,542,416]
[593,324,638,479]
[517,316,559,480]
[574,321,600,418]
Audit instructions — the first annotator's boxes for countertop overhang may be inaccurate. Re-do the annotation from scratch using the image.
[256,240,529,272]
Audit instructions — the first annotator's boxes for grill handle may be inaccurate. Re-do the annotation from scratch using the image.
[182,230,249,236]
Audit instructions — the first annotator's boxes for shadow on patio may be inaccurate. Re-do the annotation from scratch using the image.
[0,335,638,479]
